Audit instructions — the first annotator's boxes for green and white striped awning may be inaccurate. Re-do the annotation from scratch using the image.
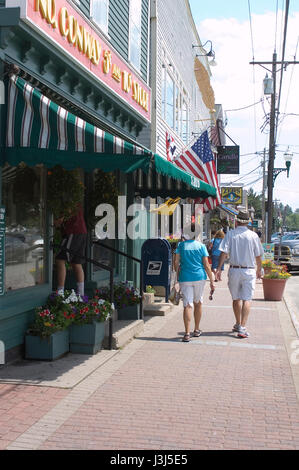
[2,75,217,200]
[3,75,151,173]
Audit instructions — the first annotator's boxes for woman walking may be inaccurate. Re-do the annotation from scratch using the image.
[174,224,215,342]
[211,229,225,281]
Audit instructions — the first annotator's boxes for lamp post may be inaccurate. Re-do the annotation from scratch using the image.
[192,40,217,66]
[273,150,293,184]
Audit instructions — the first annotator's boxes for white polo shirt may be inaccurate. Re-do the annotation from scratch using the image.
[219,226,264,267]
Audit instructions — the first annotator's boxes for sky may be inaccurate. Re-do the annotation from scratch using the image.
[189,0,299,211]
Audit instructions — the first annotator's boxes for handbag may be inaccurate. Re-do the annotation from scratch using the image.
[169,281,182,305]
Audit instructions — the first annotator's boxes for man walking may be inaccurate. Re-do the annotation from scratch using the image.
[216,210,263,338]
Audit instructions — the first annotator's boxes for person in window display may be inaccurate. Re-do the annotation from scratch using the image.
[55,205,87,296]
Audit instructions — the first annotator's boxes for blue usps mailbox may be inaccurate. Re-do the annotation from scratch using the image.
[142,239,172,302]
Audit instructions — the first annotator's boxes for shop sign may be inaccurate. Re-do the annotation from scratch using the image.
[8,0,151,121]
[0,206,5,296]
[217,146,240,174]
[221,187,243,205]
[262,243,275,260]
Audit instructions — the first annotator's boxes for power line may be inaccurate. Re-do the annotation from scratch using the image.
[275,0,290,140]
[277,35,299,141]
[225,99,263,112]
[247,0,258,152]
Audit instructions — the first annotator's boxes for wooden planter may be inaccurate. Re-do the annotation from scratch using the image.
[25,330,69,361]
[69,321,106,354]
[262,278,287,301]
[117,304,140,321]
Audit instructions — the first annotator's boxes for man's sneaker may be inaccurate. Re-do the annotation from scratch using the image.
[237,326,250,338]
[232,323,241,332]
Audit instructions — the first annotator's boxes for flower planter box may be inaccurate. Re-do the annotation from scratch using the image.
[117,304,140,321]
[25,330,69,361]
[69,321,106,354]
[143,293,154,306]
[262,278,287,301]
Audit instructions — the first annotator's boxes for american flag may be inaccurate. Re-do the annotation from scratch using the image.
[173,130,221,212]
[166,131,176,161]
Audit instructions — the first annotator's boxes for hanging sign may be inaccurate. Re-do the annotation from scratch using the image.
[0,206,5,296]
[217,146,240,174]
[221,187,243,205]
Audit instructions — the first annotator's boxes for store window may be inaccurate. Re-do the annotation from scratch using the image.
[2,164,46,291]
[90,0,109,35]
[175,86,181,135]
[161,65,166,120]
[129,0,142,70]
[166,72,174,129]
[182,100,189,144]
[160,60,190,142]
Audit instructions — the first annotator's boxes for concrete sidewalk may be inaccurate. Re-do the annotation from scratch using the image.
[1,269,299,450]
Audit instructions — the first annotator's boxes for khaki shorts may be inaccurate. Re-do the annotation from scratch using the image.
[228,268,256,301]
[179,280,206,307]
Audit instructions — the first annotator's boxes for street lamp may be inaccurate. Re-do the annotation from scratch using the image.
[273,150,293,184]
[192,40,217,66]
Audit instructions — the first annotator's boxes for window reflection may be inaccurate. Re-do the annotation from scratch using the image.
[2,163,46,291]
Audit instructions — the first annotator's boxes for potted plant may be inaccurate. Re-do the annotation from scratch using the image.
[25,294,73,360]
[96,282,141,320]
[143,285,156,306]
[262,259,277,276]
[68,290,113,354]
[262,265,291,301]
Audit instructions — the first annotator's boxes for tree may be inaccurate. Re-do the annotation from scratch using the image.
[247,188,262,219]
[286,213,299,230]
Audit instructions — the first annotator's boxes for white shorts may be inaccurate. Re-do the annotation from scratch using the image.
[179,280,206,307]
[228,268,256,301]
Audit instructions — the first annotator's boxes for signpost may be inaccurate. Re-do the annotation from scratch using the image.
[0,206,5,296]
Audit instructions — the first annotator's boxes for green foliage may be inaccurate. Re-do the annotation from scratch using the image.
[146,285,156,294]
[88,170,118,229]
[95,282,141,309]
[286,212,299,230]
[47,166,85,220]
[247,188,262,219]
[28,290,113,337]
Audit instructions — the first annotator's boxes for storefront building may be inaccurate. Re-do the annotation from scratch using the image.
[0,0,217,361]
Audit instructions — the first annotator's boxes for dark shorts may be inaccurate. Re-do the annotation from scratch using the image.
[56,234,87,264]
[211,255,224,270]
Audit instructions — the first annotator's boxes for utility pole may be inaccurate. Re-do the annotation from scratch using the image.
[267,52,277,243]
[261,148,266,243]
[250,54,299,242]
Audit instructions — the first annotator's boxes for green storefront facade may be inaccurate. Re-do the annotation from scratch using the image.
[0,0,153,361]
[0,0,217,362]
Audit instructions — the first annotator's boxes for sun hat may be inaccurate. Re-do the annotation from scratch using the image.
[236,210,250,224]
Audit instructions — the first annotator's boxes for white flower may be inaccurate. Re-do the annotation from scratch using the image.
[98,299,106,306]
[111,303,115,311]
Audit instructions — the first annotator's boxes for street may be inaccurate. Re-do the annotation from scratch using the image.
[0,268,298,451]
[284,272,299,337]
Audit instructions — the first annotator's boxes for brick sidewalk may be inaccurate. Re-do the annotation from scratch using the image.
[1,269,299,450]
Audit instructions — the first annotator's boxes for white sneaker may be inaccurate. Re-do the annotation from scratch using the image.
[232,323,241,332]
[237,327,250,338]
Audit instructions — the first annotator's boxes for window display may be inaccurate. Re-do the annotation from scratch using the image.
[2,163,46,291]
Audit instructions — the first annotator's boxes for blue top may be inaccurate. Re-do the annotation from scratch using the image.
[175,240,209,282]
[211,238,222,257]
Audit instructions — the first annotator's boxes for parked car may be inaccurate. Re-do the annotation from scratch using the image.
[5,235,30,264]
[274,239,299,272]
[31,239,44,259]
